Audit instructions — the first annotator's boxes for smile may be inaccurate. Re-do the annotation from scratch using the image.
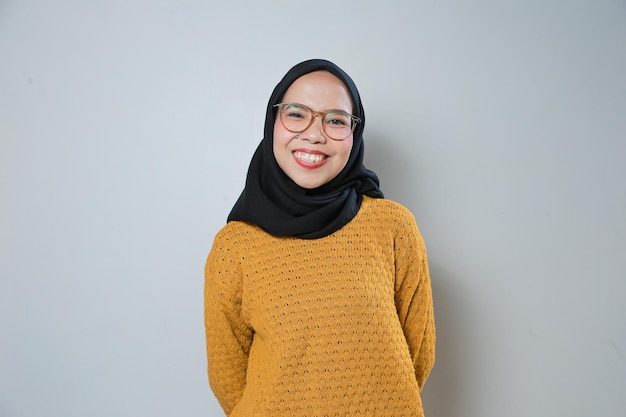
[293,151,327,163]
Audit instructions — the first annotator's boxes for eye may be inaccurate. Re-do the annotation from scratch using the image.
[325,113,351,127]
[284,104,308,120]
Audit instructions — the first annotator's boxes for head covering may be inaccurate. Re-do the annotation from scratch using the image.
[227,59,383,239]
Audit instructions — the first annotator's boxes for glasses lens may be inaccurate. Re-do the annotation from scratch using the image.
[323,112,354,140]
[280,104,311,133]
[277,103,357,140]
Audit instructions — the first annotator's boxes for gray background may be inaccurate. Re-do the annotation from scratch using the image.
[1,1,625,416]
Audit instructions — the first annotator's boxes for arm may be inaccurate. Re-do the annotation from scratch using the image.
[394,213,436,390]
[204,230,253,415]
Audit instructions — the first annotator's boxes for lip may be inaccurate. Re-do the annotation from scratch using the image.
[292,148,328,169]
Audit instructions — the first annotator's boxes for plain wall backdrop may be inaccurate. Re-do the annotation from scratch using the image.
[1,1,625,416]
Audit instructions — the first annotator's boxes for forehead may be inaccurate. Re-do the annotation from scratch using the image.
[282,71,352,111]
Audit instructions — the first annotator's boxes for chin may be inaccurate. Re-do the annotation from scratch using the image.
[295,181,323,190]
[292,176,329,190]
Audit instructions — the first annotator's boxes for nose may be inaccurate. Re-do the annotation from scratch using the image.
[300,115,327,144]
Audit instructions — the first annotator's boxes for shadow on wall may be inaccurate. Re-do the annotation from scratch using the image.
[365,131,469,416]
[421,261,468,417]
[362,129,420,205]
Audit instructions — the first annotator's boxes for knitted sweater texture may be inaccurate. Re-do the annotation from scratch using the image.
[204,197,435,417]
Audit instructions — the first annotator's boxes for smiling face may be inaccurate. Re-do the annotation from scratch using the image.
[273,71,354,189]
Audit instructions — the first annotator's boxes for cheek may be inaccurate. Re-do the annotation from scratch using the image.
[273,117,289,144]
[337,138,354,166]
[272,117,290,162]
[273,116,281,136]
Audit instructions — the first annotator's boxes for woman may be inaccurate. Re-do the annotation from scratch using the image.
[205,59,435,416]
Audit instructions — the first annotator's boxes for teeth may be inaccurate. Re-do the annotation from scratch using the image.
[294,151,326,163]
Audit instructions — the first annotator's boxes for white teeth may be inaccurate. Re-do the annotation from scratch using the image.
[294,151,326,163]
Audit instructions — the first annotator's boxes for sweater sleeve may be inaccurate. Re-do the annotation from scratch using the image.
[394,211,436,391]
[204,228,253,415]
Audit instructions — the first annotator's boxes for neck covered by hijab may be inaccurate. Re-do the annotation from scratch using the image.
[227,59,384,239]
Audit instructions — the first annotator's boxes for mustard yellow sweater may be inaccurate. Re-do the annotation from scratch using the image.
[204,197,435,417]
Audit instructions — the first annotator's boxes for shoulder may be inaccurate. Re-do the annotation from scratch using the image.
[360,196,426,249]
[213,220,259,241]
[209,221,269,257]
[206,221,274,283]
[360,196,419,227]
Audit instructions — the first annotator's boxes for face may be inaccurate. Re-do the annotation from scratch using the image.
[273,71,354,189]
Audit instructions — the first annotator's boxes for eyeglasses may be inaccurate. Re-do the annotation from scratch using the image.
[274,102,360,141]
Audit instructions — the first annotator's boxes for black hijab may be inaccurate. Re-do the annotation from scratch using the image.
[227,59,383,239]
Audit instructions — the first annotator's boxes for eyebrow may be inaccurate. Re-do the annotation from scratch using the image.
[286,102,353,114]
